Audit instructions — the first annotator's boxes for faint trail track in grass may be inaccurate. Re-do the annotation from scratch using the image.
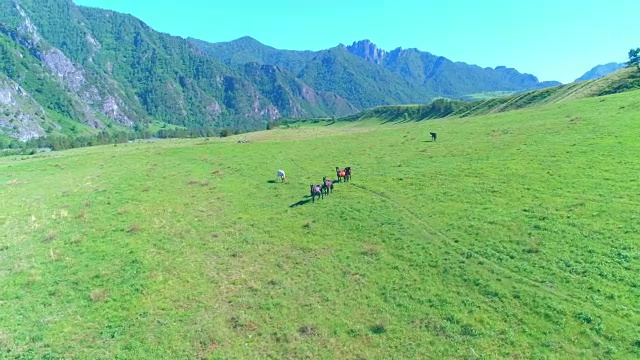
[349,182,640,323]
[289,156,327,185]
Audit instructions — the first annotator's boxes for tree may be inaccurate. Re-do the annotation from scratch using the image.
[627,48,640,69]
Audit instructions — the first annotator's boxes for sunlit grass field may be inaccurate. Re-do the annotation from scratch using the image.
[1,90,639,359]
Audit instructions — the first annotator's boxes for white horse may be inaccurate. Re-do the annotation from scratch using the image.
[277,170,286,182]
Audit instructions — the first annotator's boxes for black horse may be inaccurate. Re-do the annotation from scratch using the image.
[310,184,324,202]
[322,177,334,195]
[344,167,352,182]
[430,132,437,142]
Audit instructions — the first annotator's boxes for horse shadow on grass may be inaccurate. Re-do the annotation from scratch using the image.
[290,198,312,208]
[267,180,277,184]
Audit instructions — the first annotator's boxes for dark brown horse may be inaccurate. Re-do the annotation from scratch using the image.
[310,184,324,202]
[336,167,346,183]
[430,132,437,142]
[344,167,351,182]
[322,177,334,195]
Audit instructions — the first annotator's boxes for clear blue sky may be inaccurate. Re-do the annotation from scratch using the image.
[74,0,636,84]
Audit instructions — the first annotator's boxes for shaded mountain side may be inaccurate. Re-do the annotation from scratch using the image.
[342,67,640,123]
[381,47,561,95]
[239,62,358,117]
[295,46,434,109]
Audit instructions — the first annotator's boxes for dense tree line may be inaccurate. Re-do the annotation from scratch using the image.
[0,126,244,155]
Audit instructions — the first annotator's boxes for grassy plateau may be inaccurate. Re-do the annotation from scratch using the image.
[0,89,639,359]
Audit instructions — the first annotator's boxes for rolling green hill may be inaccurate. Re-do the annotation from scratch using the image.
[342,66,640,123]
[1,81,639,359]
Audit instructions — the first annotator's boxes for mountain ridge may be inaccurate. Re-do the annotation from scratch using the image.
[192,36,562,108]
[575,62,624,82]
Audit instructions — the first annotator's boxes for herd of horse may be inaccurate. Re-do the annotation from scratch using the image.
[309,167,351,202]
[278,131,436,204]
[275,167,352,203]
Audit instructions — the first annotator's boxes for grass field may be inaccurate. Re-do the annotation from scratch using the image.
[1,89,639,359]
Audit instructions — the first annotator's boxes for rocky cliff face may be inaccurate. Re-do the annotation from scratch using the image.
[0,76,58,141]
[346,40,387,65]
[1,0,137,137]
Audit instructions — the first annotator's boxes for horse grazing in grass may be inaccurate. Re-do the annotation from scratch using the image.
[277,170,286,182]
[322,177,334,195]
[344,167,351,182]
[310,184,324,202]
[336,167,347,183]
[430,132,437,142]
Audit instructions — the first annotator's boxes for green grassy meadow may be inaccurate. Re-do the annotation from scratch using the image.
[1,90,639,359]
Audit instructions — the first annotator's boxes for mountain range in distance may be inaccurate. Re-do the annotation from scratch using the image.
[0,0,625,142]
[188,36,563,109]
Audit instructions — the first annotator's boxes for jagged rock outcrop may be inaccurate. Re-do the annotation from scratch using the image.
[346,39,387,65]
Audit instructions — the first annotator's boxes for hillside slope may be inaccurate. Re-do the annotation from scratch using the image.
[343,67,640,123]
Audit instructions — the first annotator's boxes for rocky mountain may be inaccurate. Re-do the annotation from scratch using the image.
[0,0,355,141]
[575,62,624,82]
[346,39,387,65]
[191,38,561,109]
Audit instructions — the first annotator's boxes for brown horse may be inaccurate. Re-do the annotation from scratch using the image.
[336,167,346,183]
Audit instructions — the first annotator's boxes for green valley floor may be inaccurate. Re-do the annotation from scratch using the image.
[1,90,639,359]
